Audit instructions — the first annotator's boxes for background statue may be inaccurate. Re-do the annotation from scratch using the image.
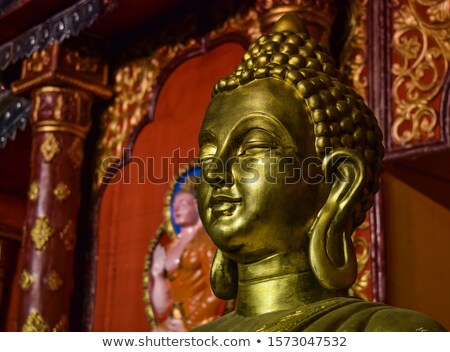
[194,13,445,332]
[150,173,226,331]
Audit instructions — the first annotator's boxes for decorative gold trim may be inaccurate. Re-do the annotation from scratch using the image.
[34,121,89,140]
[25,49,51,73]
[391,0,450,145]
[12,71,54,95]
[12,71,112,99]
[40,133,60,162]
[65,51,100,73]
[32,94,41,122]
[53,182,71,201]
[22,311,50,332]
[31,217,54,250]
[46,270,63,291]
[19,270,34,291]
[340,0,369,102]
[32,86,92,101]
[54,95,64,120]
[28,182,40,202]
[210,8,261,42]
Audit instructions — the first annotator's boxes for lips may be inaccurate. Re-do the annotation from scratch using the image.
[210,194,241,217]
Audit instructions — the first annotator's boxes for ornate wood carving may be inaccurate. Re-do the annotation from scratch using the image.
[13,42,111,331]
[391,0,450,148]
[17,86,91,331]
[12,43,112,99]
[372,0,450,159]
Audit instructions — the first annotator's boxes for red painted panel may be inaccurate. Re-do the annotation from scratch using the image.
[94,42,244,331]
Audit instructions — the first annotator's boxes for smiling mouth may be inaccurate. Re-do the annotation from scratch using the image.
[210,195,241,218]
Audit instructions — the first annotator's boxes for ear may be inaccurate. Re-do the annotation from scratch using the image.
[210,249,238,300]
[309,149,366,290]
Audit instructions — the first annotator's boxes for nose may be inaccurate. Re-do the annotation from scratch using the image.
[202,157,233,188]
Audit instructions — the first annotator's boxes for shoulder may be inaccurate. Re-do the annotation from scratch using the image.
[364,306,446,332]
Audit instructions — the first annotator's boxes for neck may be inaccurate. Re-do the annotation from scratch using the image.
[236,252,337,316]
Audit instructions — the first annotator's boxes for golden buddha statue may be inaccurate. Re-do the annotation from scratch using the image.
[194,13,445,332]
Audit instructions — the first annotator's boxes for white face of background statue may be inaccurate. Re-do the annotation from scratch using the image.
[173,192,200,227]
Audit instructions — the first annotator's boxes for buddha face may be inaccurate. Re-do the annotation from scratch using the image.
[198,78,323,263]
[173,192,199,227]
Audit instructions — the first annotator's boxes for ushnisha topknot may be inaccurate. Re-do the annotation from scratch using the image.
[212,13,384,226]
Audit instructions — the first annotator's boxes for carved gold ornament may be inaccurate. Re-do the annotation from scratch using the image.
[46,270,63,291]
[19,270,34,291]
[22,311,50,332]
[54,95,64,121]
[391,0,450,145]
[40,133,60,162]
[28,182,39,202]
[68,138,83,169]
[96,9,260,186]
[31,217,54,250]
[340,0,369,102]
[53,182,71,201]
[25,49,51,73]
[65,51,100,73]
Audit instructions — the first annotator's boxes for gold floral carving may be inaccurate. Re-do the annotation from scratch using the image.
[19,270,34,291]
[53,182,71,201]
[53,315,69,332]
[46,270,63,291]
[391,0,450,145]
[31,217,54,250]
[28,182,39,202]
[59,220,75,251]
[210,8,261,43]
[40,133,60,162]
[65,51,99,73]
[340,0,369,102]
[96,10,260,186]
[25,49,51,73]
[22,311,50,332]
[68,138,84,169]
[426,0,450,22]
[349,220,371,300]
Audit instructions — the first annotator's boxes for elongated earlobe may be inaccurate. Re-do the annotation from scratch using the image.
[309,149,366,290]
[210,249,238,300]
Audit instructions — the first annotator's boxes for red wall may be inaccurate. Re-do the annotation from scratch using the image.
[93,43,244,331]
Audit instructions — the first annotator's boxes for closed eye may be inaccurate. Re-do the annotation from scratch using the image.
[238,142,279,156]
[238,128,280,156]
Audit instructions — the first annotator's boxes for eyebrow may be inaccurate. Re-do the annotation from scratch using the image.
[241,127,278,141]
[231,114,294,147]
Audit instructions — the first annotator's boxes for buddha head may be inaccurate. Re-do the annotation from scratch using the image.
[197,13,384,299]
[173,176,201,228]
